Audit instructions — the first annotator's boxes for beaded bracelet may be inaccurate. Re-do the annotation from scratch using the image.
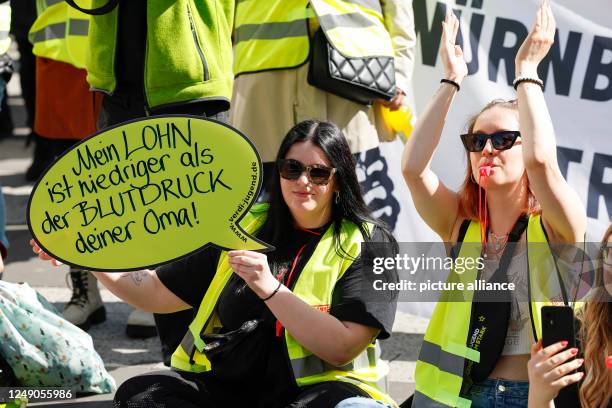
[513,76,544,91]
[440,78,460,91]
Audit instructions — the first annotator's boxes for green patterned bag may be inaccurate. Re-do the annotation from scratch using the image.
[0,281,115,394]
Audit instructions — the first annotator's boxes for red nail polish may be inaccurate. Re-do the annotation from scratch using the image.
[571,348,578,355]
[606,355,612,368]
[561,341,568,347]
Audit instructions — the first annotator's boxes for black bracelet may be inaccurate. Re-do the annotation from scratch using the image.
[261,280,282,301]
[513,76,544,91]
[440,78,460,91]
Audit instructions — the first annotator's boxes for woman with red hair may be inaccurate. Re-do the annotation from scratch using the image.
[401,1,586,407]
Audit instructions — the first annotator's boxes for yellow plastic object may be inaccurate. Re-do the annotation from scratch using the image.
[28,116,272,271]
[380,104,414,143]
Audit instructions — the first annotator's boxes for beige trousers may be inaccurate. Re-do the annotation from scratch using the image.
[230,63,385,163]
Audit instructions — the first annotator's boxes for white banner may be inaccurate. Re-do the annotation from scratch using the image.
[396,0,612,242]
[370,0,611,316]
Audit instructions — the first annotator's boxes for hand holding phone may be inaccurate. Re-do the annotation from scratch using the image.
[535,306,581,408]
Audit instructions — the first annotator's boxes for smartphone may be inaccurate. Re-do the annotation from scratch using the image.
[541,306,579,408]
[541,306,575,348]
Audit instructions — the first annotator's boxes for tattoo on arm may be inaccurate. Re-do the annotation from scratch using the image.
[120,271,147,286]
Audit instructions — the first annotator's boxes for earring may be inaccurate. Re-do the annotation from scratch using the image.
[334,192,340,204]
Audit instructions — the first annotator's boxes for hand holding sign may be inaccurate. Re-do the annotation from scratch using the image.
[28,116,272,271]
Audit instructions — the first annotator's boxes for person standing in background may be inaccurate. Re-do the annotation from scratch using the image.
[7,0,39,178]
[66,0,236,362]
[230,0,415,225]
[0,0,10,280]
[27,0,104,330]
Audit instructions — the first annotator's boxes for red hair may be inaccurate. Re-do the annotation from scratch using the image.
[456,99,541,220]
[578,224,612,408]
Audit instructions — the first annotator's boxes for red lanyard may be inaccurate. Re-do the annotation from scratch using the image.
[274,226,322,337]
[478,166,491,249]
[275,244,305,337]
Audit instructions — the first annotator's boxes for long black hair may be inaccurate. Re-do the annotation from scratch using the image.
[259,120,395,257]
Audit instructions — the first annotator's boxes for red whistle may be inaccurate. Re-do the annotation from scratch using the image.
[606,355,612,369]
[479,165,493,177]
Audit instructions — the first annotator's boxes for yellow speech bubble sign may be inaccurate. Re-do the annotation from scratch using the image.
[28,115,273,271]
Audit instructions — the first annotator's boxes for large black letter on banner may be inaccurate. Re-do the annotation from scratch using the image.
[538,31,582,96]
[489,18,528,85]
[557,147,583,181]
[582,36,612,102]
[587,153,612,219]
[414,0,447,67]
[455,12,485,75]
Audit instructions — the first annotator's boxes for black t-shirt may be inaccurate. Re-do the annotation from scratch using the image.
[156,222,397,407]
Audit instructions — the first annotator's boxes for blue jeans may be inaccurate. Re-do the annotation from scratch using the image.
[466,378,529,408]
[335,397,393,408]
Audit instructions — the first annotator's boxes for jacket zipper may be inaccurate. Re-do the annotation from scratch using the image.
[142,2,150,115]
[187,3,210,82]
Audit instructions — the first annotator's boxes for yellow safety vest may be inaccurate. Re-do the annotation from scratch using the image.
[234,0,394,76]
[0,2,10,55]
[172,203,396,406]
[29,0,90,69]
[413,215,579,408]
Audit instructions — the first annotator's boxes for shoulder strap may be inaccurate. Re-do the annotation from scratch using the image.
[457,219,471,243]
[508,214,529,243]
[65,0,119,15]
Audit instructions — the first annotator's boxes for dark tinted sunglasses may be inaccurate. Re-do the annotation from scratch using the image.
[460,131,521,152]
[277,159,336,186]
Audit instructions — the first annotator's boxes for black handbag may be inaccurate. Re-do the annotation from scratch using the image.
[307,28,396,106]
[200,319,262,380]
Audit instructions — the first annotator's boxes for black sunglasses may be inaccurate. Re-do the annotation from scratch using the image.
[277,159,336,186]
[460,131,521,152]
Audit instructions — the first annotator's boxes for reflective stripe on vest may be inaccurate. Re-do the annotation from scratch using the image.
[171,206,395,405]
[234,0,393,75]
[29,0,90,68]
[290,342,377,377]
[0,3,10,55]
[414,214,571,407]
[234,0,311,75]
[309,0,392,58]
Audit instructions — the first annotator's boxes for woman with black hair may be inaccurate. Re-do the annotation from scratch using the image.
[33,120,399,407]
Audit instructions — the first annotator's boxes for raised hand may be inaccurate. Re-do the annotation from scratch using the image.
[515,0,556,77]
[439,9,467,83]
